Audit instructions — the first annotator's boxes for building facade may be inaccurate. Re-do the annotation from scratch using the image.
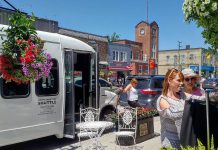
[0,7,110,79]
[108,43,131,84]
[135,21,159,75]
[158,47,218,78]
[0,7,59,33]
[59,28,109,79]
[113,40,147,75]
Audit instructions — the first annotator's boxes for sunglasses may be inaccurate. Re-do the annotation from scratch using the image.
[184,77,196,82]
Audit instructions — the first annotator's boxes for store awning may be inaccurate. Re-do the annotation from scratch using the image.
[108,66,132,71]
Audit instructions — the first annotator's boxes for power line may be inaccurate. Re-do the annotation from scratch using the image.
[2,0,18,11]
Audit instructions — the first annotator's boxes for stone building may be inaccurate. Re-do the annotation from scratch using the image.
[158,47,218,77]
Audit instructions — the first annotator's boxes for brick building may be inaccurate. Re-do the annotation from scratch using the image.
[135,21,159,75]
[113,40,147,75]
[0,7,58,33]
[0,7,109,78]
[108,43,131,84]
[59,28,108,64]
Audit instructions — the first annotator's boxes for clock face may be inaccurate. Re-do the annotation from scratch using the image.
[140,29,145,35]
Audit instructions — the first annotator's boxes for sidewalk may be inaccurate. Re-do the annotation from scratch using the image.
[65,116,161,150]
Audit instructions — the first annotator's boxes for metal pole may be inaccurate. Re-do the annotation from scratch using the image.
[205,89,210,149]
[178,41,182,70]
[95,47,99,108]
[148,58,150,75]
[146,0,149,23]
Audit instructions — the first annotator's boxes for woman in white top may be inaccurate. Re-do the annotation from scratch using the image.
[123,78,141,108]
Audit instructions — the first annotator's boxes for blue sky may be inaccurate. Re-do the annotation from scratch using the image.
[0,0,208,50]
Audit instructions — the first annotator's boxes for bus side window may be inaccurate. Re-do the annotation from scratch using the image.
[35,59,59,96]
[1,79,30,98]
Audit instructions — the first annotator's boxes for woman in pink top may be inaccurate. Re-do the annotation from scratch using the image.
[180,68,205,147]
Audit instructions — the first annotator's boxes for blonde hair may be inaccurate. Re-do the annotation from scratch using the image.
[130,78,138,85]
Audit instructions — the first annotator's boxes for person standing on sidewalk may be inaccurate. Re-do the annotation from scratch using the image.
[123,78,141,108]
[179,68,218,148]
[180,68,203,147]
[156,68,211,149]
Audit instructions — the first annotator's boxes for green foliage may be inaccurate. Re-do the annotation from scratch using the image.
[183,0,218,51]
[161,136,217,150]
[0,12,52,84]
[108,32,120,42]
[2,12,38,57]
[105,107,157,123]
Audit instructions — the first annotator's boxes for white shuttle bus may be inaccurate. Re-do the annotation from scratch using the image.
[0,24,100,147]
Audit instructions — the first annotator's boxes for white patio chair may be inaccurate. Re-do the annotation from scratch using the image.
[77,107,99,150]
[115,106,137,150]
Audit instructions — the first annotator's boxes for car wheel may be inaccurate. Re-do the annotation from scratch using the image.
[100,108,116,121]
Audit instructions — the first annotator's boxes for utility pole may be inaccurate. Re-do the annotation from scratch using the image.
[178,41,182,70]
[146,0,149,23]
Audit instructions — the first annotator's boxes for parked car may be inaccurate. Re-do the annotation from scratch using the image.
[74,77,117,92]
[74,77,118,120]
[202,78,218,89]
[119,75,165,109]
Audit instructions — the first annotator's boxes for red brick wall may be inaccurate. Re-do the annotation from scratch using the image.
[135,21,159,74]
[135,22,151,58]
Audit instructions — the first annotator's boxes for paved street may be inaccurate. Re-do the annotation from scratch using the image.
[1,117,161,150]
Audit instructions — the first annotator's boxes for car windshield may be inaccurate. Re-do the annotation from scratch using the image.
[125,78,150,89]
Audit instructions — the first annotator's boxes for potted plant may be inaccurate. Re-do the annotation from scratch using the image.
[135,107,157,143]
[0,12,53,84]
[105,107,157,143]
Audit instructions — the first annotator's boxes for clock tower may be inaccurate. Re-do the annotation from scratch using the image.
[135,21,159,75]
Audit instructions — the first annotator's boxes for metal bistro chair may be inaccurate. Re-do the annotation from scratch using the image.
[115,106,137,150]
[77,107,99,149]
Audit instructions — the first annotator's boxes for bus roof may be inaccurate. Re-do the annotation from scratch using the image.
[0,24,95,53]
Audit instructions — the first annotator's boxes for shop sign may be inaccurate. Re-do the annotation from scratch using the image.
[189,65,199,71]
[149,59,155,70]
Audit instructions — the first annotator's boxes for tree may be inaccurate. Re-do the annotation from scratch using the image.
[183,0,218,53]
[108,32,120,42]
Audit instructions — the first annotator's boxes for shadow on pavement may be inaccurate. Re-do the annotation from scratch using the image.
[0,136,80,150]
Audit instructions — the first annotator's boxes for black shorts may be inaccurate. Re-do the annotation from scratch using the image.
[128,100,141,108]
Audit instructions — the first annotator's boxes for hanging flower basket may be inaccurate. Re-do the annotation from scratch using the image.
[0,12,53,84]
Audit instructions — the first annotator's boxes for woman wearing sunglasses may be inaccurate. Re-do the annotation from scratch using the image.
[156,68,216,149]
[180,68,206,147]
[182,68,203,96]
